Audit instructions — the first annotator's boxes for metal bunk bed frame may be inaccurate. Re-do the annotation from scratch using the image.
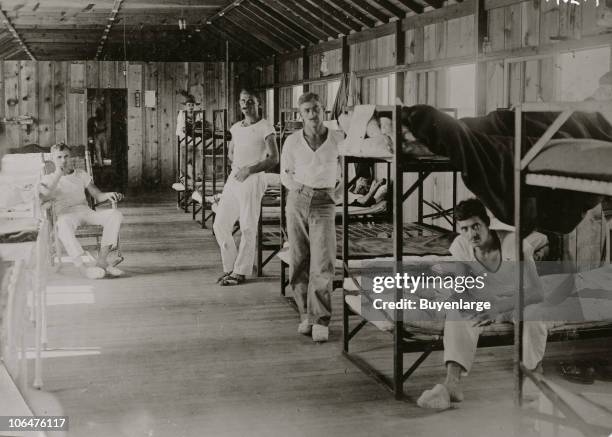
[514,100,612,437]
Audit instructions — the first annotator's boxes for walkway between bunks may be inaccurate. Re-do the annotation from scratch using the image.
[21,193,606,437]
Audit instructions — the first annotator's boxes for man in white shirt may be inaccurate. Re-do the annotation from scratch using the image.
[417,198,548,410]
[176,94,204,186]
[281,92,344,342]
[213,89,278,286]
[40,143,124,279]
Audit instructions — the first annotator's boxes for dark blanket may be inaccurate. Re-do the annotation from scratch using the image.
[401,105,612,235]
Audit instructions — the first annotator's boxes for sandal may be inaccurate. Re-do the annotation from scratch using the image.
[558,361,595,384]
[220,275,245,286]
[216,272,232,283]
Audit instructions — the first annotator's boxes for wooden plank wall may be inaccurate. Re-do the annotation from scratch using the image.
[350,34,397,71]
[0,60,244,190]
[309,48,342,80]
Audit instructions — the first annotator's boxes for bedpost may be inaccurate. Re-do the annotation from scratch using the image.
[513,104,524,407]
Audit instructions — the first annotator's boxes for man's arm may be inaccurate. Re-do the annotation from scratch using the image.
[86,182,121,204]
[280,140,300,191]
[39,171,63,200]
[234,133,279,182]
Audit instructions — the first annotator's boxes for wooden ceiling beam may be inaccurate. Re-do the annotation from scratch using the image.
[217,15,286,53]
[265,0,334,40]
[206,22,272,59]
[234,6,306,48]
[0,8,35,59]
[253,0,327,42]
[323,0,375,28]
[242,1,317,46]
[95,0,125,60]
[421,0,443,7]
[301,0,362,33]
[281,0,343,37]
[395,0,426,13]
[213,17,277,55]
[369,0,406,18]
[224,10,295,52]
[346,0,390,23]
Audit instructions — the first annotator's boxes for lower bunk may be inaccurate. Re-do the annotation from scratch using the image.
[342,260,612,400]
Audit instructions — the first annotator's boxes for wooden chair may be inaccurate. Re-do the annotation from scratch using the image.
[45,146,123,271]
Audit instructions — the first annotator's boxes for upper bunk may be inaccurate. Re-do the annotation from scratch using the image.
[517,100,612,197]
[338,104,458,173]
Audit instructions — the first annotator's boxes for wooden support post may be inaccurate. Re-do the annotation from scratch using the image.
[341,36,350,74]
[273,55,280,125]
[475,0,488,115]
[302,47,309,92]
[395,21,405,104]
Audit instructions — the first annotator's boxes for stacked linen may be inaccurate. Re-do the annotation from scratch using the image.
[338,105,394,158]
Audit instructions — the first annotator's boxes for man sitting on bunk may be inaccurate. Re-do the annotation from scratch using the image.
[176,93,204,187]
[213,88,278,286]
[40,143,124,280]
[281,92,345,342]
[417,198,548,410]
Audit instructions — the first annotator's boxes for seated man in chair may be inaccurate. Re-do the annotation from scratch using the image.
[40,143,124,279]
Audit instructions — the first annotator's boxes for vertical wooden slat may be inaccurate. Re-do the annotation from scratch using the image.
[86,61,100,89]
[20,61,38,145]
[485,60,505,112]
[521,1,540,47]
[67,92,85,146]
[539,0,560,45]
[160,63,176,187]
[505,4,522,50]
[53,61,68,145]
[70,62,85,90]
[435,21,447,60]
[523,59,539,102]
[38,61,54,148]
[127,63,143,189]
[488,8,506,52]
[423,24,436,62]
[3,61,20,149]
[143,62,160,185]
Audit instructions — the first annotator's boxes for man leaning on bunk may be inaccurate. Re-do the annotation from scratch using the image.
[417,198,549,410]
[40,143,124,280]
[281,92,344,343]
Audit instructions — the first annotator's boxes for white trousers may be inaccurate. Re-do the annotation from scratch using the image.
[213,172,267,276]
[443,309,548,372]
[56,205,123,266]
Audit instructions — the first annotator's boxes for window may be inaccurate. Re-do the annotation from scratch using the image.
[327,80,340,110]
[361,73,396,105]
[292,85,304,108]
[265,88,274,123]
[447,64,476,117]
[558,47,611,101]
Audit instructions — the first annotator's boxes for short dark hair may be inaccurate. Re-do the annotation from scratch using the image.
[239,88,259,103]
[297,92,321,107]
[455,198,490,226]
[51,142,70,153]
[183,94,195,104]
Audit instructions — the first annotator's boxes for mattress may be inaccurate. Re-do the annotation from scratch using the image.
[345,264,612,335]
[261,200,388,221]
[528,139,612,182]
[274,222,455,263]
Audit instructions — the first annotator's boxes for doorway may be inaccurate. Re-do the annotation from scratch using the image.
[86,88,128,192]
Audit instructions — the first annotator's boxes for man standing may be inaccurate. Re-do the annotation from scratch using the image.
[213,89,278,286]
[40,143,124,279]
[280,92,344,342]
[87,106,106,167]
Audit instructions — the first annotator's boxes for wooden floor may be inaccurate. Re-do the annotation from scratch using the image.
[20,194,612,437]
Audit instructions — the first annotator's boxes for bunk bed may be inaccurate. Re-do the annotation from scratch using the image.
[190,109,230,229]
[255,109,301,277]
[340,105,461,399]
[514,100,612,436]
[171,109,206,213]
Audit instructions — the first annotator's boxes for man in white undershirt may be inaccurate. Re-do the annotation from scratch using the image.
[213,89,278,286]
[280,92,344,342]
[40,143,124,279]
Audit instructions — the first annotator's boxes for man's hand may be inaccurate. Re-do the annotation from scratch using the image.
[234,167,251,182]
[104,192,123,203]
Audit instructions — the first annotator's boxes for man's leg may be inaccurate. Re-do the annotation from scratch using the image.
[56,212,85,266]
[213,180,241,275]
[418,312,482,409]
[232,175,267,278]
[286,189,311,328]
[81,208,123,268]
[307,196,335,333]
[94,135,104,166]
